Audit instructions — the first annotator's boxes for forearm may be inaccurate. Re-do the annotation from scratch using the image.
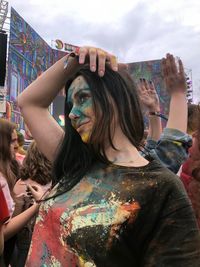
[4,203,39,241]
[148,114,162,141]
[16,55,74,161]
[167,92,187,133]
[17,54,76,109]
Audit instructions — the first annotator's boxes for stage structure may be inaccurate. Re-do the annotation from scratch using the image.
[0,0,8,30]
[0,1,8,116]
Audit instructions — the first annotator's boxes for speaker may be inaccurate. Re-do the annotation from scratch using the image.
[0,32,7,86]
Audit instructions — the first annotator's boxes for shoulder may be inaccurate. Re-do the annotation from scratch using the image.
[143,160,188,198]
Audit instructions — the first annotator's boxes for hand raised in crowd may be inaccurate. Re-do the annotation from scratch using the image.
[137,78,160,112]
[65,46,118,77]
[162,53,187,94]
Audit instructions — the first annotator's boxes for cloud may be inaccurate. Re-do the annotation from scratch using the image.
[7,0,200,101]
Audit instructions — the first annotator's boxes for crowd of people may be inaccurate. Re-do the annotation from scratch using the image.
[0,46,200,266]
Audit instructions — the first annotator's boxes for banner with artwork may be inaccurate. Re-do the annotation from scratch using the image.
[7,8,67,127]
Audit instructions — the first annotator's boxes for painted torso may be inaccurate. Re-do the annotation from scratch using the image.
[25,160,200,267]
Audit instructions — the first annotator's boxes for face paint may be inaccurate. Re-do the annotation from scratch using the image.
[67,76,95,143]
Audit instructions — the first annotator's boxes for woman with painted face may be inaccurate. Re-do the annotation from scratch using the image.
[17,47,200,267]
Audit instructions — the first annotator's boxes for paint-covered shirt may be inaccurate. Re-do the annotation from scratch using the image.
[25,160,200,267]
[144,128,192,173]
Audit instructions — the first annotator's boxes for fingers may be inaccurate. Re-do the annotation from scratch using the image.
[178,58,184,75]
[89,48,97,72]
[78,47,88,64]
[168,53,177,74]
[97,49,107,76]
[162,53,180,76]
[27,184,40,192]
[107,54,118,72]
[77,46,118,76]
[149,80,156,93]
[138,78,152,92]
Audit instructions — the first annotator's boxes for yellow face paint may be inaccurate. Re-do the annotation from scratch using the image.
[81,131,91,143]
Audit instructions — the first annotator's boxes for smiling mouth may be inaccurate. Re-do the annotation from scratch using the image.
[75,121,90,132]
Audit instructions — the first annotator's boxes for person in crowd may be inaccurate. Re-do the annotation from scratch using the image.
[13,141,52,267]
[17,132,26,156]
[15,131,26,165]
[18,47,200,266]
[0,119,18,218]
[0,184,43,266]
[137,73,191,173]
[178,103,200,227]
[0,119,42,266]
[0,119,20,266]
[0,187,10,257]
[187,103,200,135]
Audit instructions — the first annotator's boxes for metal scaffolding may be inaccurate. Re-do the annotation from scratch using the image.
[0,0,8,30]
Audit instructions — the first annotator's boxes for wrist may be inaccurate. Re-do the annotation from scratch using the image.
[149,111,160,115]
[148,111,168,121]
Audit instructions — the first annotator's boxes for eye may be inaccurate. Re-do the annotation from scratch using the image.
[78,93,90,105]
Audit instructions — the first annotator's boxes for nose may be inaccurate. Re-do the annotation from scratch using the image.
[69,110,80,120]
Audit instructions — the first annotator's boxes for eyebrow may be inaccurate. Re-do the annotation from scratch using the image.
[68,87,91,102]
[73,88,91,99]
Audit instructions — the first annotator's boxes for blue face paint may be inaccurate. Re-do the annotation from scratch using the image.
[67,76,95,142]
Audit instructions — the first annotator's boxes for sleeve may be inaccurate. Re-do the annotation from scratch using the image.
[0,174,15,217]
[0,187,10,223]
[146,128,192,173]
[143,178,200,267]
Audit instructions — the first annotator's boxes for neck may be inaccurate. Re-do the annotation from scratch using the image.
[105,128,149,167]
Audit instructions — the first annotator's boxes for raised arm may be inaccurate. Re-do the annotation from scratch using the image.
[17,47,118,162]
[162,53,187,133]
[138,78,162,141]
[142,54,191,173]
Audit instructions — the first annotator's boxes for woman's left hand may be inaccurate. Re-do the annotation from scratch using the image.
[77,46,118,76]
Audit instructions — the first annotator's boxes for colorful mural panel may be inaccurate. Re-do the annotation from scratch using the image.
[7,8,67,127]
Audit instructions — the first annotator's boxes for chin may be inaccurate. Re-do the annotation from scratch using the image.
[80,132,91,143]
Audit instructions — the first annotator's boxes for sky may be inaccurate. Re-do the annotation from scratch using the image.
[6,0,200,102]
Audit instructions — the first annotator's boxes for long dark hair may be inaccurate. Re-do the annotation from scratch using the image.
[53,65,144,194]
[0,119,18,190]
